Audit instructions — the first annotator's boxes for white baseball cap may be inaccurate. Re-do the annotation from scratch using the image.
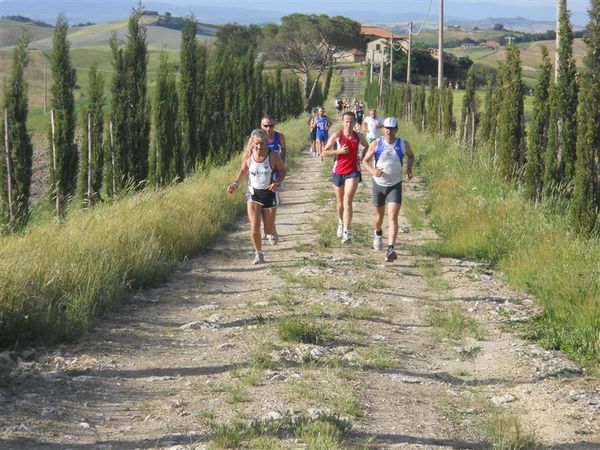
[383,117,398,128]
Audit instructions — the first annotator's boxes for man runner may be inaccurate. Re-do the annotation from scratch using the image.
[362,117,414,262]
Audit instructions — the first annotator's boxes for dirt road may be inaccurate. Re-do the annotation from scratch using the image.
[1,79,599,448]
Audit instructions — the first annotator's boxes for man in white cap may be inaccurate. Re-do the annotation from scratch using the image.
[362,117,414,262]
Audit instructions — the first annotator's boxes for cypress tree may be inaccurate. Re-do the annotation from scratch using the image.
[149,53,181,186]
[274,68,284,121]
[460,65,478,143]
[441,84,455,137]
[78,64,105,205]
[180,16,199,175]
[426,78,439,132]
[1,32,33,229]
[105,33,128,197]
[196,44,209,163]
[48,14,77,215]
[496,44,525,180]
[524,46,552,203]
[125,7,150,186]
[404,83,412,121]
[545,0,579,190]
[571,0,600,234]
[479,77,495,144]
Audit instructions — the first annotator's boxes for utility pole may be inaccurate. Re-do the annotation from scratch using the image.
[406,21,413,85]
[389,33,394,85]
[379,53,384,107]
[370,48,375,83]
[555,0,560,81]
[438,0,444,88]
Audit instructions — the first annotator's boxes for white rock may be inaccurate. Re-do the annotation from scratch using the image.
[262,411,282,422]
[180,321,220,330]
[310,346,334,358]
[390,374,421,384]
[490,394,516,405]
[78,422,91,429]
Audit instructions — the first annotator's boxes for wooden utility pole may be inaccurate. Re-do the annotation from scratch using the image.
[87,113,92,207]
[379,55,384,107]
[109,121,116,196]
[407,21,413,85]
[389,33,394,85]
[4,109,14,225]
[438,0,444,88]
[43,63,47,115]
[370,49,375,83]
[555,0,560,81]
[50,110,61,216]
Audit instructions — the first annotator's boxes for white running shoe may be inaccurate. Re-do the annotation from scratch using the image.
[337,222,344,238]
[373,232,383,251]
[253,251,265,265]
[341,230,352,244]
[268,233,279,245]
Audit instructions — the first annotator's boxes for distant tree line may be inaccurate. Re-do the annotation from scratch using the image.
[1,15,52,27]
[367,0,600,235]
[0,8,305,230]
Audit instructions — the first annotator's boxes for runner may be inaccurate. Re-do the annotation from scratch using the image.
[227,129,286,264]
[354,101,364,133]
[321,111,369,243]
[362,117,414,262]
[314,107,330,161]
[261,116,286,244]
[308,109,318,157]
[362,108,382,144]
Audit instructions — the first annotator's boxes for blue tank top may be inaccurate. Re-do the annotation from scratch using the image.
[267,132,283,158]
[316,116,328,132]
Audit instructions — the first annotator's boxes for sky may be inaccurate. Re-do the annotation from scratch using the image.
[0,0,593,26]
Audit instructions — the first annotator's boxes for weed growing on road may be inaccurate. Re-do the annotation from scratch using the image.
[357,344,397,369]
[277,317,333,345]
[428,303,485,340]
[484,407,537,450]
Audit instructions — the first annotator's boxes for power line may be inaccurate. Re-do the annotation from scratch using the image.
[411,0,433,36]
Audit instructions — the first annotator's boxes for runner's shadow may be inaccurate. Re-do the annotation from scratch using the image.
[350,432,488,449]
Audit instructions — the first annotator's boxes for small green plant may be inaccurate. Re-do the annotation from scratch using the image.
[484,408,537,450]
[208,419,254,449]
[357,344,396,369]
[294,414,352,450]
[428,303,484,340]
[225,384,251,404]
[277,317,333,345]
[403,196,424,230]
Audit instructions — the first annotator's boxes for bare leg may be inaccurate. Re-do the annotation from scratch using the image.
[387,202,401,247]
[334,184,345,224]
[247,202,263,251]
[262,207,276,236]
[373,206,385,233]
[342,177,360,230]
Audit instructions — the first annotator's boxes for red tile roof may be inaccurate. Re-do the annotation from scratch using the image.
[361,25,403,39]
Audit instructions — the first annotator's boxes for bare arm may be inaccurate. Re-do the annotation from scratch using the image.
[279,133,287,160]
[321,131,346,158]
[357,132,369,162]
[268,152,286,193]
[227,157,249,193]
[404,140,415,180]
[362,140,383,177]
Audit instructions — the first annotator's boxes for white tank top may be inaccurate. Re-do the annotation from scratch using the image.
[373,138,404,187]
[248,150,273,191]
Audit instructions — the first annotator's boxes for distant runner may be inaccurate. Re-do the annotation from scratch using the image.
[362,117,414,262]
[228,129,286,264]
[362,109,382,144]
[314,107,331,161]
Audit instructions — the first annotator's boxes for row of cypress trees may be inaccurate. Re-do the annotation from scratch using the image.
[366,0,600,235]
[0,10,304,231]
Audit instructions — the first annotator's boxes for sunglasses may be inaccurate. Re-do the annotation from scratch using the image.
[262,124,274,128]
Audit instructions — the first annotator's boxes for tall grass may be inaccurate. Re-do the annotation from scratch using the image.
[0,116,309,346]
[397,121,600,367]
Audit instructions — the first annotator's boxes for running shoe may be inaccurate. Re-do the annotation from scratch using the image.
[385,246,397,262]
[341,230,352,244]
[253,251,265,265]
[268,233,279,245]
[337,221,344,238]
[373,232,383,251]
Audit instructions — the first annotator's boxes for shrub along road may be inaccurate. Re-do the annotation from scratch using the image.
[0,119,599,448]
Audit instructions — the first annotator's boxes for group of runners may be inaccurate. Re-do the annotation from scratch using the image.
[227,109,415,265]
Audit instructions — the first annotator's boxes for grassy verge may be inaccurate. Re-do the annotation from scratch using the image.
[0,115,309,347]
[397,120,600,368]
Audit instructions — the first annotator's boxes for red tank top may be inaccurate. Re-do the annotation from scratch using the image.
[333,131,360,175]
